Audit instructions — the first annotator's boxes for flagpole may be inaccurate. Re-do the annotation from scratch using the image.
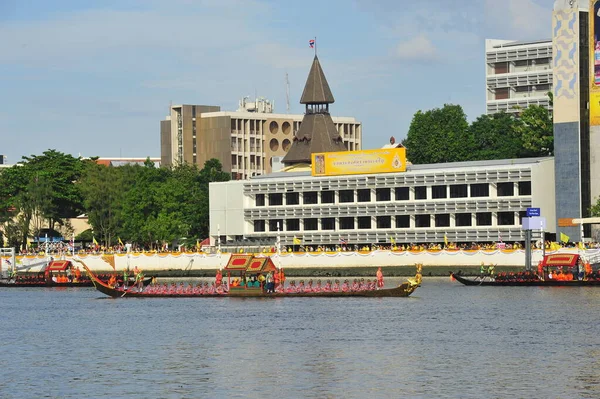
[314,36,317,56]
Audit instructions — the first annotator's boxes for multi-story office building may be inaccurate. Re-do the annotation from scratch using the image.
[209,157,556,246]
[160,100,361,179]
[485,39,553,114]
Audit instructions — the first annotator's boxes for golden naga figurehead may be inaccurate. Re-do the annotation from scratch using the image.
[407,263,423,287]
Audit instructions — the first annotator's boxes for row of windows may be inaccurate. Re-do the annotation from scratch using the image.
[252,211,527,232]
[255,182,532,206]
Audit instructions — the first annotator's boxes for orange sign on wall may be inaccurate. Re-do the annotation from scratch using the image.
[558,218,576,227]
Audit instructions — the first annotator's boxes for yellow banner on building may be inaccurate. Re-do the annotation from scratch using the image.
[591,1,600,125]
[311,148,406,177]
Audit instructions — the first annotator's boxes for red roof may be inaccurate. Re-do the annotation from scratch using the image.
[541,254,580,268]
[224,254,253,271]
[224,255,278,273]
[47,260,73,271]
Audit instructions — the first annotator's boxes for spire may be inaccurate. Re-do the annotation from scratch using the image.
[282,55,345,166]
[300,56,335,105]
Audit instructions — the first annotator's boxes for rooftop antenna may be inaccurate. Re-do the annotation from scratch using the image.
[285,72,290,113]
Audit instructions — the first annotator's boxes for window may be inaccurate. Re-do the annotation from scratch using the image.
[286,219,300,231]
[269,219,284,231]
[253,220,265,232]
[497,212,514,226]
[395,215,410,228]
[304,218,318,230]
[376,188,391,202]
[470,183,489,198]
[321,191,335,204]
[435,214,450,227]
[339,190,354,203]
[286,192,299,205]
[395,187,409,201]
[450,184,468,198]
[357,189,371,202]
[303,191,318,204]
[321,218,335,230]
[519,181,532,195]
[518,211,527,224]
[255,194,265,207]
[414,186,427,200]
[432,185,447,199]
[415,214,431,228]
[376,216,391,229]
[476,212,492,226]
[339,217,355,230]
[497,182,514,197]
[268,193,283,206]
[357,216,371,229]
[455,213,472,227]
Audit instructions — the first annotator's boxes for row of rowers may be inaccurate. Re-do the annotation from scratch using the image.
[140,278,385,295]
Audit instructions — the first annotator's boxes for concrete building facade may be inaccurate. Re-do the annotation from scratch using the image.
[486,39,553,115]
[209,158,555,247]
[160,104,361,179]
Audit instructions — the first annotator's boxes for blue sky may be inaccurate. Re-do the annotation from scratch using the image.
[0,0,552,164]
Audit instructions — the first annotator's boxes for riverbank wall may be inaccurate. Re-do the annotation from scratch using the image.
[6,248,592,277]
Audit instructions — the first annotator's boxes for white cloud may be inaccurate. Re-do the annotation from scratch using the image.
[394,34,438,61]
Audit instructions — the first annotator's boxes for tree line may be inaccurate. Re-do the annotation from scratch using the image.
[0,150,230,249]
[402,104,553,164]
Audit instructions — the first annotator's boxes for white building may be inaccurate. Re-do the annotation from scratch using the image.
[485,39,553,115]
[209,157,556,248]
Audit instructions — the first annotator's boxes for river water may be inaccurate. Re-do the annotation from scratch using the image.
[1,277,600,399]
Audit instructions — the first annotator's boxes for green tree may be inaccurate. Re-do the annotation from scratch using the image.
[590,198,600,217]
[513,105,554,156]
[469,112,523,161]
[18,150,86,229]
[403,104,475,164]
[79,163,125,246]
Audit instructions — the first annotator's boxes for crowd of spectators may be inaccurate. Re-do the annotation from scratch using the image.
[14,239,600,257]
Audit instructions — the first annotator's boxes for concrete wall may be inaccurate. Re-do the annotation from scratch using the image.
[209,180,245,238]
[554,121,583,240]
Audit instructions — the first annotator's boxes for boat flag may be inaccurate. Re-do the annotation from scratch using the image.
[92,236,99,246]
[560,232,569,243]
[293,236,301,245]
[309,39,315,48]
[118,237,124,246]
[340,237,347,245]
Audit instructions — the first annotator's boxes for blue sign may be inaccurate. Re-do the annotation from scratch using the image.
[526,207,541,217]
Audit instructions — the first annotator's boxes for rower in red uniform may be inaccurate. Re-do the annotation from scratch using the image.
[376,267,384,289]
[215,269,223,287]
[341,280,350,292]
[332,280,340,292]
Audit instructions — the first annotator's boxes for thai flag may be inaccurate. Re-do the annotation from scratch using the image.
[309,39,315,48]
[339,238,347,245]
[4,259,11,265]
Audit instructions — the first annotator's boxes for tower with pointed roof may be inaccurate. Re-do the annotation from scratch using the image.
[282,56,347,166]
